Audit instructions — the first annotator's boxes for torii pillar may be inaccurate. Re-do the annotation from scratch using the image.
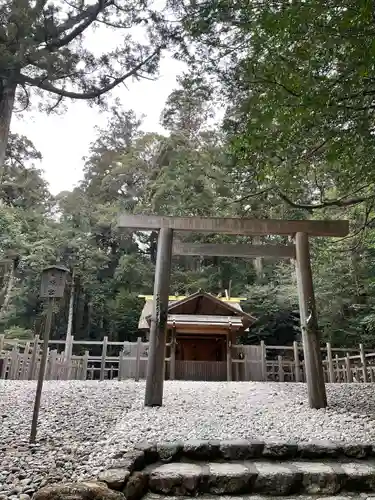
[295,232,327,409]
[144,228,174,406]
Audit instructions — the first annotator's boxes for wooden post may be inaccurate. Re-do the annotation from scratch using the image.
[226,332,232,382]
[243,348,249,381]
[326,342,335,383]
[0,334,4,352]
[295,232,327,409]
[20,342,30,380]
[334,354,339,381]
[278,355,284,382]
[135,337,142,382]
[100,336,108,381]
[293,341,301,382]
[0,353,7,378]
[28,335,39,380]
[65,335,74,380]
[118,350,124,381]
[360,344,368,383]
[346,353,353,383]
[9,346,19,379]
[170,326,176,380]
[370,366,374,383]
[30,298,54,443]
[44,349,55,380]
[145,228,173,407]
[82,351,89,380]
[260,340,267,381]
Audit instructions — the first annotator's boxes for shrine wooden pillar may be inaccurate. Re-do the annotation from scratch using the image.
[145,228,173,406]
[226,323,233,381]
[170,322,176,381]
[295,232,327,409]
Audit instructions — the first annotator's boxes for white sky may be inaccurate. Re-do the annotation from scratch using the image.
[11,10,186,195]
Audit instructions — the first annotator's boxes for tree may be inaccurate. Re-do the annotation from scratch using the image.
[1,132,49,209]
[168,0,375,217]
[0,0,165,166]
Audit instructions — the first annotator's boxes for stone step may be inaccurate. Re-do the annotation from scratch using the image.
[144,461,375,496]
[144,495,372,500]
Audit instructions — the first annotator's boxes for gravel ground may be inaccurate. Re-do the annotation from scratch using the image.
[2,380,375,499]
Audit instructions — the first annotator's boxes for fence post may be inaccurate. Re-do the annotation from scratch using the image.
[0,334,4,352]
[334,354,339,382]
[9,346,19,379]
[260,341,267,381]
[293,341,301,382]
[100,336,108,381]
[226,337,232,381]
[370,366,374,383]
[20,342,31,380]
[278,355,284,382]
[135,337,142,382]
[170,326,176,381]
[326,342,335,383]
[31,337,41,380]
[65,335,74,380]
[81,351,89,380]
[45,349,52,380]
[346,353,353,383]
[360,344,368,383]
[48,349,58,380]
[0,354,7,379]
[118,350,124,381]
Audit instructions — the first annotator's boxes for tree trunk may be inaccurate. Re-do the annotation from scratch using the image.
[66,269,75,341]
[253,236,264,282]
[0,259,16,319]
[0,81,16,171]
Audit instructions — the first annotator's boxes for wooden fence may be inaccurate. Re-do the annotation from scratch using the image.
[1,334,374,383]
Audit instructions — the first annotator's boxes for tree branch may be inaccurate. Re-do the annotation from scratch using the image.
[47,0,112,41]
[19,47,162,99]
[278,190,375,210]
[45,0,114,51]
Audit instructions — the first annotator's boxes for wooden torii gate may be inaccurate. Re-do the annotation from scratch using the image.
[117,215,349,409]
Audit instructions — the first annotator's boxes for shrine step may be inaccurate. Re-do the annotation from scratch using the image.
[144,496,373,500]
[141,460,375,496]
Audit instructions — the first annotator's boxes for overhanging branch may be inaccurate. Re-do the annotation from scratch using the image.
[278,190,375,210]
[19,47,161,99]
[46,0,113,43]
[45,0,114,51]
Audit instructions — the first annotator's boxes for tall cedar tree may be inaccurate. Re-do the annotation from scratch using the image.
[0,0,165,166]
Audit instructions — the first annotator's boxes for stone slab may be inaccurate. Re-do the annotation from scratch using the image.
[148,463,202,495]
[136,439,375,463]
[341,462,375,491]
[183,440,221,460]
[252,462,300,495]
[143,495,363,500]
[291,461,344,494]
[98,469,130,490]
[220,440,264,460]
[207,463,255,494]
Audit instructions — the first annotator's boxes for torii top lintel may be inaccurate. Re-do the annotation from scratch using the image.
[118,215,349,237]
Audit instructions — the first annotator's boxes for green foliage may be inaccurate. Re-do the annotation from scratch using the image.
[0,0,163,111]
[4,325,33,340]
